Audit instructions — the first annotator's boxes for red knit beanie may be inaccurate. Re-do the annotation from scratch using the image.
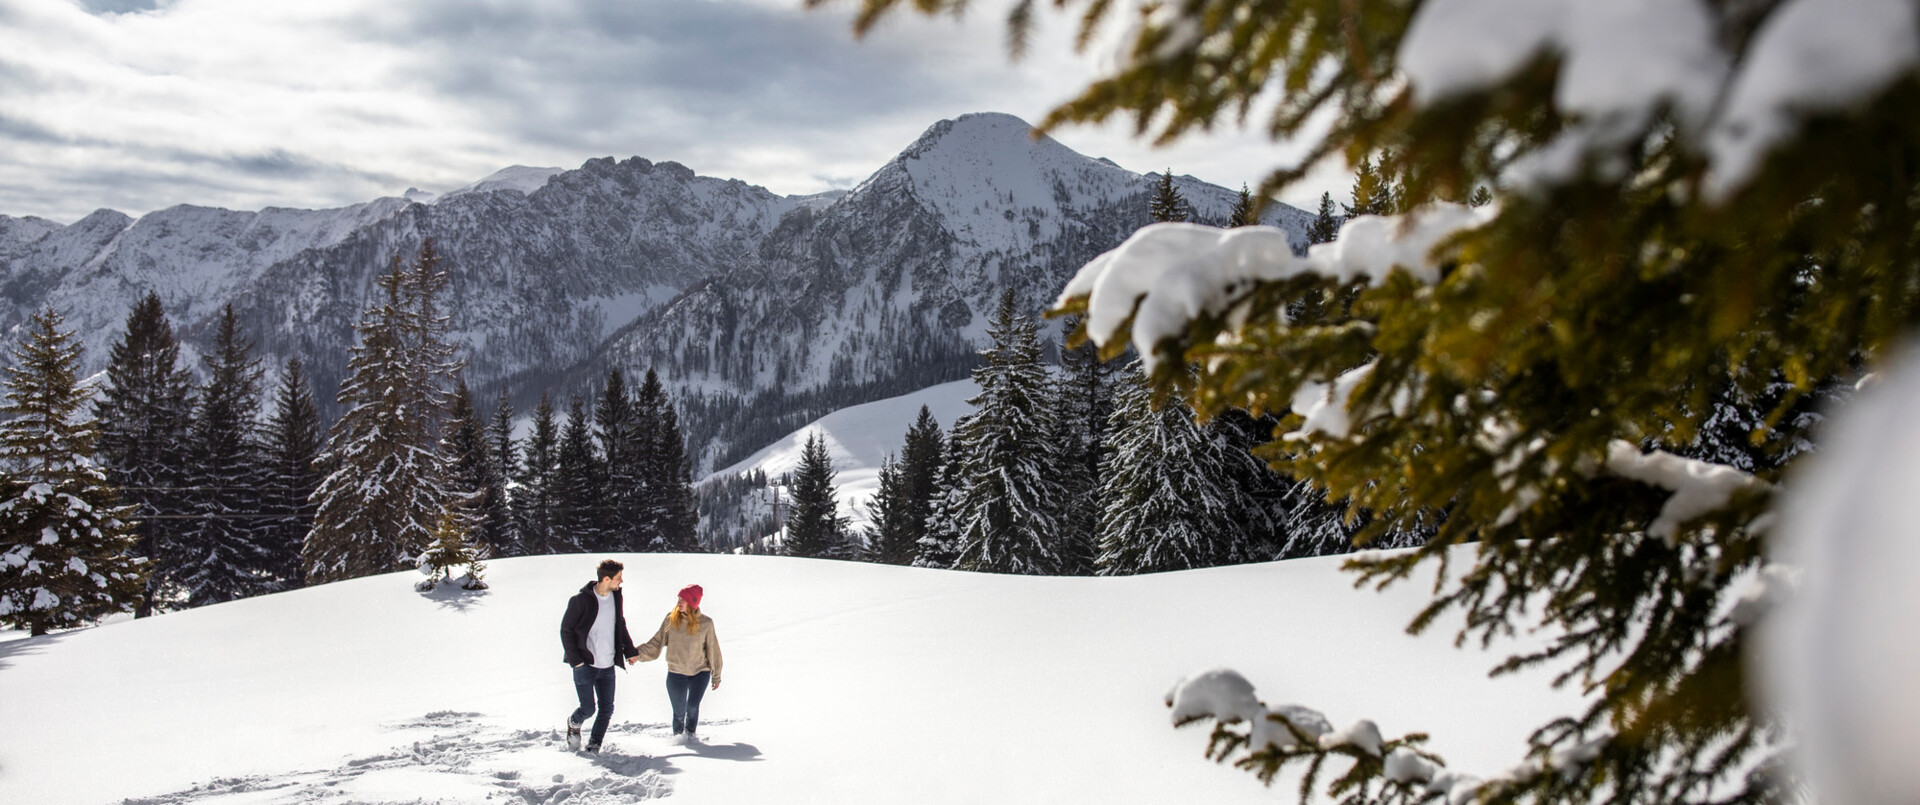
[678,584,703,609]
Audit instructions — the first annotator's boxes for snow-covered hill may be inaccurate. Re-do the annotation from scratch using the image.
[701,378,979,537]
[0,553,1577,804]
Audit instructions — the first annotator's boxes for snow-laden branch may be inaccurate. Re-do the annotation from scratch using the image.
[1059,205,1495,370]
[1166,668,1632,804]
[1602,440,1770,544]
[1398,0,1920,198]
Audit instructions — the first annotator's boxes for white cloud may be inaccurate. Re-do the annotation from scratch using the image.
[0,0,1342,223]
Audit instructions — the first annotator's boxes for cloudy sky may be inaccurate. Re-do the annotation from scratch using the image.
[0,0,1340,224]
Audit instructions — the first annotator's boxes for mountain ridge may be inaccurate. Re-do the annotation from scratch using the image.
[0,112,1310,472]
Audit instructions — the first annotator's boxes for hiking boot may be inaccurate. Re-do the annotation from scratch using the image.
[566,720,583,751]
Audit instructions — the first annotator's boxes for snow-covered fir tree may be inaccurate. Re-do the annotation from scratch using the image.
[1053,321,1120,575]
[177,304,270,607]
[912,447,964,569]
[554,393,606,552]
[941,291,1072,574]
[93,292,195,616]
[305,241,462,584]
[782,432,845,559]
[513,393,561,555]
[260,357,321,589]
[1094,365,1271,575]
[0,308,144,635]
[416,506,486,592]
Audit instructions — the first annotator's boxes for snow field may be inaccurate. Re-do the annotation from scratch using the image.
[1,551,1579,804]
[703,378,980,535]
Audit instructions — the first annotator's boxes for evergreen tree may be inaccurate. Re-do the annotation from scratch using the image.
[897,406,945,565]
[1306,191,1340,245]
[1225,183,1255,227]
[943,291,1072,574]
[837,0,1920,799]
[782,432,845,559]
[416,506,486,592]
[1341,155,1393,219]
[866,408,946,566]
[631,369,669,550]
[514,393,561,555]
[305,241,461,584]
[913,450,963,569]
[441,377,504,556]
[0,308,144,635]
[594,368,644,551]
[177,304,269,607]
[93,292,195,616]
[484,390,519,556]
[1053,323,1120,575]
[863,453,913,564]
[261,358,321,590]
[554,393,606,552]
[1148,169,1189,223]
[1094,365,1270,575]
[652,400,700,552]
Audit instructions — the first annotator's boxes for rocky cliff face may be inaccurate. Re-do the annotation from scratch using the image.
[0,113,1307,472]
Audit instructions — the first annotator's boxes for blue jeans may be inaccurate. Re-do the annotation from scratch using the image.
[666,671,711,734]
[570,665,617,746]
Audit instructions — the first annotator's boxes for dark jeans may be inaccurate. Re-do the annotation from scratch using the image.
[570,665,617,746]
[666,671,711,735]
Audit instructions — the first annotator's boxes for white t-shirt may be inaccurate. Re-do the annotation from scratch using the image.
[588,591,616,669]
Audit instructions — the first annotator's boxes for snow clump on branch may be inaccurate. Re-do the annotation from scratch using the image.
[1059,205,1496,371]
[1398,0,1920,198]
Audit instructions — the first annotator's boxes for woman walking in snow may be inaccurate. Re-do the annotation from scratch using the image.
[636,584,724,742]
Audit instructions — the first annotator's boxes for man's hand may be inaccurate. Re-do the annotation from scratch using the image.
[627,655,640,667]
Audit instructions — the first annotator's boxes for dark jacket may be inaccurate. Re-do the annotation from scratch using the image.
[560,581,639,668]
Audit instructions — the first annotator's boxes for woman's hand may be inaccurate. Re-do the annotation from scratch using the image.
[712,679,721,691]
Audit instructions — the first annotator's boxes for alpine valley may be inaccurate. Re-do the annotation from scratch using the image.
[0,112,1311,473]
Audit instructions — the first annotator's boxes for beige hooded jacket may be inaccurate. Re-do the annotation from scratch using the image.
[636,611,723,683]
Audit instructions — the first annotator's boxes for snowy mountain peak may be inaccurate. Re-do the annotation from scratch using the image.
[867,112,1146,252]
[437,165,565,202]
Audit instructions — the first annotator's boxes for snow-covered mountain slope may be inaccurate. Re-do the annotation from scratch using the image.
[701,378,980,535]
[0,112,1308,472]
[593,113,1310,468]
[0,552,1579,804]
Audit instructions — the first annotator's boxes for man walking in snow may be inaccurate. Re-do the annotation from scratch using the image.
[560,559,641,753]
